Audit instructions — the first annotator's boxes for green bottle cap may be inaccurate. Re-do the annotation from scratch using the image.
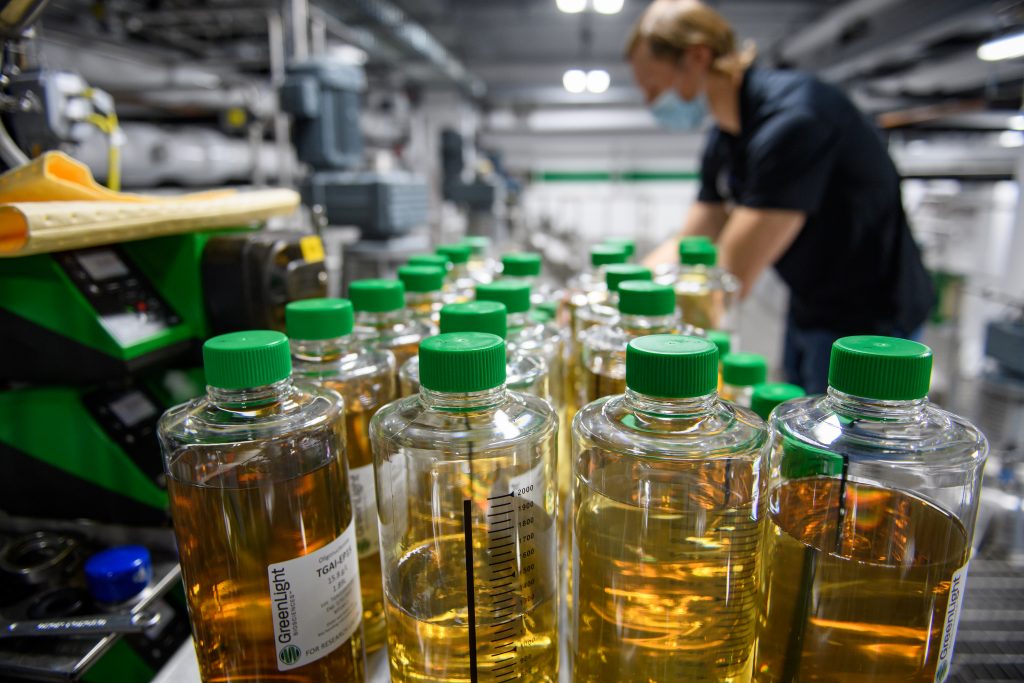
[476,279,531,314]
[461,236,490,255]
[501,252,542,277]
[591,244,628,267]
[750,382,806,421]
[397,265,445,293]
[626,334,718,398]
[440,301,508,339]
[828,335,932,400]
[680,235,712,248]
[679,241,717,266]
[535,301,558,319]
[436,243,471,264]
[722,352,768,387]
[619,281,675,316]
[408,253,450,269]
[604,264,652,292]
[419,332,506,393]
[203,330,291,390]
[349,279,405,313]
[285,298,354,340]
[602,238,635,258]
[707,330,732,359]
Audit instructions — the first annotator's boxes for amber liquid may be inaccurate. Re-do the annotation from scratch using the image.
[323,373,392,653]
[754,478,969,682]
[677,287,727,331]
[386,533,558,683]
[168,453,364,682]
[573,456,762,682]
[582,366,626,407]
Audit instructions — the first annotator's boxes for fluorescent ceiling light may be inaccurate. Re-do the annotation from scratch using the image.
[977,31,1024,61]
[586,69,610,93]
[999,130,1024,148]
[593,0,624,14]
[556,0,586,13]
[1009,114,1024,131]
[563,69,587,93]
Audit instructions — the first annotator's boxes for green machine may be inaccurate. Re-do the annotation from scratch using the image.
[0,228,328,524]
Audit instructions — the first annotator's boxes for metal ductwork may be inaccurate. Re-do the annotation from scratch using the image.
[334,0,486,98]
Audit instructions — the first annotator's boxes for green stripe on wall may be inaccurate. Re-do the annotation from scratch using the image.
[533,170,700,183]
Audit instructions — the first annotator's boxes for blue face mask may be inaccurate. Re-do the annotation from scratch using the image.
[650,88,708,131]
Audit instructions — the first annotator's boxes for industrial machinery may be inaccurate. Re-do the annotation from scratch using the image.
[280,58,429,241]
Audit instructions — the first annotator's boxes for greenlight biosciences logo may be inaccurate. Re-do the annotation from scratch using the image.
[935,660,949,682]
[279,645,302,666]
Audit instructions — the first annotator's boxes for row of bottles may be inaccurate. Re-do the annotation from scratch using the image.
[156,239,987,683]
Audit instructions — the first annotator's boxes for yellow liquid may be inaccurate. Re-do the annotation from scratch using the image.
[168,456,364,682]
[323,372,393,653]
[676,287,727,331]
[573,457,761,682]
[754,478,969,682]
[386,339,420,370]
[386,534,558,683]
[582,366,626,407]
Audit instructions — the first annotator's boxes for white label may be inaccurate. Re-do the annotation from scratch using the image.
[267,523,362,671]
[935,560,969,683]
[348,464,379,559]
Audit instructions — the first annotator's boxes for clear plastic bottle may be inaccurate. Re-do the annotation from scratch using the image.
[371,332,560,683]
[477,279,567,493]
[675,241,739,333]
[437,243,479,300]
[653,235,713,285]
[286,299,397,654]
[500,251,563,310]
[565,244,629,344]
[573,263,652,342]
[572,334,769,682]
[720,352,767,408]
[754,336,989,683]
[350,278,432,371]
[461,235,498,283]
[158,331,365,682]
[399,300,549,400]
[749,382,805,422]
[706,329,731,389]
[397,264,446,334]
[578,281,690,407]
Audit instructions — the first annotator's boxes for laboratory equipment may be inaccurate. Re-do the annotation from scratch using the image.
[720,352,767,408]
[572,334,769,682]
[572,263,652,342]
[675,241,739,332]
[158,331,365,682]
[397,264,445,333]
[461,236,498,282]
[399,301,549,401]
[350,278,431,371]
[754,336,988,682]
[371,332,559,683]
[578,281,688,407]
[286,298,397,654]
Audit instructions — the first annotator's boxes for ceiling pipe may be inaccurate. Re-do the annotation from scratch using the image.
[336,0,486,98]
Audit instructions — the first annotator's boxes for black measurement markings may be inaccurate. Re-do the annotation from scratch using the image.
[486,492,522,681]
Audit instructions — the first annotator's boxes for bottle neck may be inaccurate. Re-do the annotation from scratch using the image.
[290,336,354,363]
[624,387,717,417]
[419,385,506,411]
[208,378,295,409]
[356,309,404,328]
[620,312,677,333]
[448,263,469,279]
[825,387,928,420]
[507,311,531,329]
[406,291,442,307]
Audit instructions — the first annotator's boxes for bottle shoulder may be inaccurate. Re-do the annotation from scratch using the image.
[574,395,769,460]
[158,383,341,447]
[773,395,988,470]
[370,390,556,452]
[292,348,396,384]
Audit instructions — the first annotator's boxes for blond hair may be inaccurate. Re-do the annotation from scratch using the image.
[626,0,756,77]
